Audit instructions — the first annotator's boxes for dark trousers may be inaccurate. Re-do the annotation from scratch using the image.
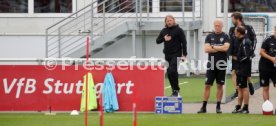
[165,52,181,91]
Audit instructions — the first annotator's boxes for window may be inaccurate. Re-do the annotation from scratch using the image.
[160,0,193,12]
[34,0,72,13]
[97,0,152,13]
[0,0,28,13]
[140,0,152,13]
[222,0,276,12]
[98,0,126,13]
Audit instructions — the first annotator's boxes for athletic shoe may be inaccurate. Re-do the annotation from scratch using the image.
[248,83,255,95]
[239,109,249,114]
[171,90,180,97]
[177,93,181,97]
[170,91,175,97]
[232,108,240,114]
[216,108,222,114]
[197,108,206,114]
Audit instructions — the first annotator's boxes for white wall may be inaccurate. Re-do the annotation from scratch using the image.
[94,33,196,58]
[0,36,45,58]
[0,0,92,35]
[0,0,275,59]
[93,35,167,58]
[0,0,91,58]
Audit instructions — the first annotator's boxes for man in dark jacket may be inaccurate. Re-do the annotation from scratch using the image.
[229,12,256,98]
[156,15,187,97]
[232,26,253,114]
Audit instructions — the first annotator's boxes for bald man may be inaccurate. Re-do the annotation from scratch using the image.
[198,20,230,114]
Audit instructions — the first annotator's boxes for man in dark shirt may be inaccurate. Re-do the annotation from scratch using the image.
[229,12,256,98]
[156,15,187,97]
[259,26,276,102]
[232,26,253,114]
[198,20,230,114]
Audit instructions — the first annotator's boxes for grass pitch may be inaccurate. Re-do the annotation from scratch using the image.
[165,75,258,102]
[0,113,275,126]
[0,76,261,126]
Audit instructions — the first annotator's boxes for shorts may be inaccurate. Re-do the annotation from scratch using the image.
[232,60,252,77]
[260,70,276,87]
[205,69,226,86]
[237,75,248,88]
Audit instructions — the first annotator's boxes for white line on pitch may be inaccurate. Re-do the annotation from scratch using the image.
[165,82,188,89]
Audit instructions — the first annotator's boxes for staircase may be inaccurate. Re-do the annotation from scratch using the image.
[45,0,202,58]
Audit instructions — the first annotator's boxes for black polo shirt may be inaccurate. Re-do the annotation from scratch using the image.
[205,32,230,62]
[259,35,276,73]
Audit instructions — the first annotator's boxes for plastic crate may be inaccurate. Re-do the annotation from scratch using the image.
[155,96,182,114]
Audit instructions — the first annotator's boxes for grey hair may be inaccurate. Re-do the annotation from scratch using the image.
[213,19,223,26]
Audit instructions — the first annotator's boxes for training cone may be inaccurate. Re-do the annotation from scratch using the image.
[262,100,274,115]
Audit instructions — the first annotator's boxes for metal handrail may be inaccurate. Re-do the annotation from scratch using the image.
[58,0,132,41]
[46,0,198,58]
[58,1,137,53]
[48,1,139,55]
[60,11,136,53]
[46,1,98,31]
